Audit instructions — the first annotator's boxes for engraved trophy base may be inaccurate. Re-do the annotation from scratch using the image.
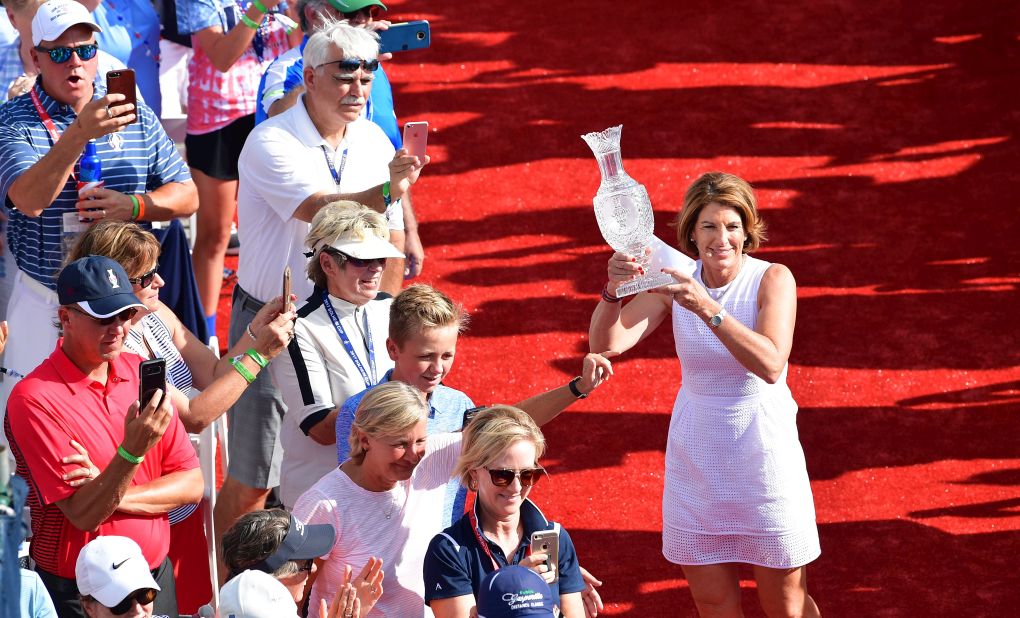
[615,271,675,297]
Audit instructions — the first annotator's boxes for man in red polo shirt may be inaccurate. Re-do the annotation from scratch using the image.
[4,255,202,618]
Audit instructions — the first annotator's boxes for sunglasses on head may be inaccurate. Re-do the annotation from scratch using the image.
[328,249,386,269]
[129,267,158,288]
[342,6,380,20]
[485,467,545,488]
[35,43,98,63]
[69,306,138,326]
[319,57,380,73]
[107,588,158,615]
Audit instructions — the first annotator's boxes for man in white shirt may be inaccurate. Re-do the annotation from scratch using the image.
[216,20,428,558]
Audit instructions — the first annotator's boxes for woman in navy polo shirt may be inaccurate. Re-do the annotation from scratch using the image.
[424,406,586,617]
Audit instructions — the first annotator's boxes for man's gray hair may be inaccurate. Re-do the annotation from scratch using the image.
[303,18,379,70]
[296,0,331,33]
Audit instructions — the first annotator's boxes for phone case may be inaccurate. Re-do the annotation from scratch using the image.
[106,70,137,124]
[530,530,559,583]
[378,20,431,54]
[403,121,428,158]
[139,358,167,407]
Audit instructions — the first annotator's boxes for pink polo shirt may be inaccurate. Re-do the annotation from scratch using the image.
[3,341,199,578]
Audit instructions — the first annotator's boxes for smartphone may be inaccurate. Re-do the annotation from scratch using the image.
[105,69,137,124]
[282,266,291,312]
[530,530,559,583]
[403,121,428,159]
[378,20,431,54]
[138,358,167,409]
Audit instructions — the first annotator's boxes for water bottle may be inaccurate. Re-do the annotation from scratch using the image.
[77,140,104,198]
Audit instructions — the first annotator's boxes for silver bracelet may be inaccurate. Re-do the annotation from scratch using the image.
[246,323,257,342]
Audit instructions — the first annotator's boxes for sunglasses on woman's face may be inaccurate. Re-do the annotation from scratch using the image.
[485,467,545,488]
[69,306,138,326]
[108,588,158,615]
[35,43,99,63]
[129,267,158,288]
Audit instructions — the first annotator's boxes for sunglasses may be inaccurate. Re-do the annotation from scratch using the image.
[129,267,158,288]
[329,250,386,269]
[108,588,158,615]
[35,43,99,64]
[69,306,138,326]
[485,467,545,488]
[297,559,314,573]
[318,57,380,73]
[342,6,380,20]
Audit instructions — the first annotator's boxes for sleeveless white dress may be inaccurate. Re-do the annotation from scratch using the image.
[662,255,820,568]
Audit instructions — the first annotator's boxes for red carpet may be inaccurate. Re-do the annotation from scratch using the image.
[220,1,1020,614]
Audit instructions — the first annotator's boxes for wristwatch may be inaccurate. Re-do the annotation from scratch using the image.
[709,307,727,329]
[568,376,589,399]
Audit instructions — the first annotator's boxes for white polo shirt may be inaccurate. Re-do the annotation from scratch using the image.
[270,291,394,507]
[236,96,402,303]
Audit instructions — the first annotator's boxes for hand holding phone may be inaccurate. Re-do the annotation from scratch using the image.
[282,266,292,315]
[105,69,137,124]
[403,121,428,159]
[530,530,560,583]
[138,358,167,409]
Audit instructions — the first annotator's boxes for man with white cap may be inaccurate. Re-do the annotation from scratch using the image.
[270,202,404,508]
[0,0,196,424]
[76,536,161,618]
[3,256,202,617]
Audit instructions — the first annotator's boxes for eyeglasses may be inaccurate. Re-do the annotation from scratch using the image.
[328,249,386,269]
[35,43,99,64]
[108,588,158,615]
[128,267,158,288]
[342,6,380,20]
[485,467,545,488]
[69,306,138,326]
[297,559,314,573]
[318,57,380,73]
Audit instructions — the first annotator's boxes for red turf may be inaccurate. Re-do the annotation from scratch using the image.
[217,1,1020,614]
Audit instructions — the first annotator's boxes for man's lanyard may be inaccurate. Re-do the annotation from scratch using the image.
[320,290,377,388]
[468,509,530,571]
[321,145,349,187]
[30,88,78,181]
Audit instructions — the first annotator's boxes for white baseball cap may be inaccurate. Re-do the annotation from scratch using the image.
[32,0,102,47]
[75,536,160,608]
[219,570,300,618]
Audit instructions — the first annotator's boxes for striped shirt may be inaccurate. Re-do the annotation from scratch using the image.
[0,82,191,289]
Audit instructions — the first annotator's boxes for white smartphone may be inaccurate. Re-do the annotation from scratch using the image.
[530,529,559,583]
[402,121,428,159]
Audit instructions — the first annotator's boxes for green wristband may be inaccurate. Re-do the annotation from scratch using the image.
[245,348,269,368]
[381,181,391,208]
[231,358,257,384]
[129,194,141,220]
[240,13,261,30]
[117,445,144,465]
[251,0,269,13]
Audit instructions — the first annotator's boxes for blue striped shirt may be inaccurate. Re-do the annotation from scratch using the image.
[0,82,191,289]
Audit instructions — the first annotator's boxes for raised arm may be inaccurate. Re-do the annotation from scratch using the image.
[514,352,614,427]
[588,251,672,354]
[192,0,287,73]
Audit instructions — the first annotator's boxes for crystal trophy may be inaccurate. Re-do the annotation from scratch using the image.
[581,125,675,297]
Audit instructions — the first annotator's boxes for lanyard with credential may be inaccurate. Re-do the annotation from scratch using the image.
[321,145,349,188]
[321,290,377,388]
[468,509,530,571]
[30,88,77,181]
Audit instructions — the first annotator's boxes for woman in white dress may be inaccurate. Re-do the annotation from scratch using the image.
[589,172,821,617]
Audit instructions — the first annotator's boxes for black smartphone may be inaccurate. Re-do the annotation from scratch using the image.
[378,20,431,54]
[106,69,137,123]
[138,358,166,408]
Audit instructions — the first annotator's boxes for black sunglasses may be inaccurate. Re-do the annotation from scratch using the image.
[35,43,98,64]
[485,467,545,488]
[319,57,380,73]
[129,267,158,288]
[297,559,314,573]
[342,6,379,20]
[69,306,138,326]
[108,588,158,615]
[328,249,386,269]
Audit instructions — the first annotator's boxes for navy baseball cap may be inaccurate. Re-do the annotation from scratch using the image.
[249,515,336,575]
[477,566,555,618]
[57,256,145,318]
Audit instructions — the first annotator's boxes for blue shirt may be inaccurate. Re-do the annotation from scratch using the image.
[0,82,191,289]
[423,499,586,606]
[20,569,58,618]
[254,35,401,149]
[338,369,475,527]
[92,0,162,118]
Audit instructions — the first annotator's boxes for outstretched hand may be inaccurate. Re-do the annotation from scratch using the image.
[577,351,617,395]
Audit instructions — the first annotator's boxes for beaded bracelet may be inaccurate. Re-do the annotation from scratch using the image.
[240,13,262,30]
[245,348,269,368]
[601,285,622,303]
[129,194,141,220]
[231,358,256,384]
[117,444,144,465]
